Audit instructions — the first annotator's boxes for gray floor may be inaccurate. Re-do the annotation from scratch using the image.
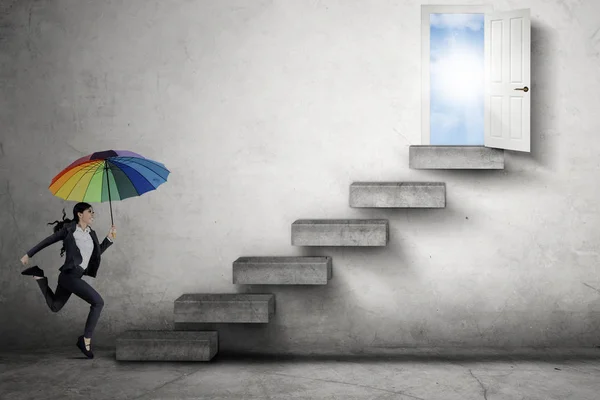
[1,347,600,399]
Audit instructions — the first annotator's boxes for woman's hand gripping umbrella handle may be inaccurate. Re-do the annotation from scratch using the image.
[108,225,116,239]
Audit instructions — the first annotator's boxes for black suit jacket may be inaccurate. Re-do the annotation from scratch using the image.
[26,221,113,278]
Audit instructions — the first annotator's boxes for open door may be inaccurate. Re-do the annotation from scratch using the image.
[484,9,531,152]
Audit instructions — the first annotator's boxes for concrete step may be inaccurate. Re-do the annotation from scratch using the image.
[350,182,445,208]
[174,294,275,323]
[115,330,218,361]
[409,145,504,169]
[233,256,332,285]
[292,219,388,246]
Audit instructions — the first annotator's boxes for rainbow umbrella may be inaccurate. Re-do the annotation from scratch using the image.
[49,150,170,228]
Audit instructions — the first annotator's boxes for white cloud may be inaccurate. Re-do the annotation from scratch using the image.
[430,48,484,103]
[430,13,484,31]
[444,33,458,47]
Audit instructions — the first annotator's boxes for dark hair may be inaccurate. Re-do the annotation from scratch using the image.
[47,202,92,257]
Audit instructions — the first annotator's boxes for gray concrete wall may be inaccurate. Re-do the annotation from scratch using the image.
[1,0,599,353]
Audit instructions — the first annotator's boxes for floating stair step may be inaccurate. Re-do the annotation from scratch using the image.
[233,256,332,285]
[115,330,218,361]
[174,294,275,323]
[292,219,388,246]
[350,182,445,208]
[409,145,504,169]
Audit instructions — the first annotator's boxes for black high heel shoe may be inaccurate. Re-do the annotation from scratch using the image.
[76,335,94,359]
[21,265,44,277]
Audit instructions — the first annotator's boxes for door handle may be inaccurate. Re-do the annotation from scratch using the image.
[514,86,529,92]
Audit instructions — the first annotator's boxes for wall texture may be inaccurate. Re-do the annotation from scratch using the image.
[1,0,599,354]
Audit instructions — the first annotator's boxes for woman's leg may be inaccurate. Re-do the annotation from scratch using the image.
[35,275,72,312]
[57,272,104,339]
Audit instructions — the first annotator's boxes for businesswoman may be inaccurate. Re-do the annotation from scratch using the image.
[20,202,116,359]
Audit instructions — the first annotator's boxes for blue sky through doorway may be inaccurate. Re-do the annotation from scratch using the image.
[430,13,485,145]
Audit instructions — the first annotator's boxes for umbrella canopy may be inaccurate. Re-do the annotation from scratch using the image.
[49,150,170,225]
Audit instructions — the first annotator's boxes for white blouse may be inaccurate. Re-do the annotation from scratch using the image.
[73,225,94,270]
[73,224,113,270]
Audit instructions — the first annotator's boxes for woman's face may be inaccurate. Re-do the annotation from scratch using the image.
[79,208,95,225]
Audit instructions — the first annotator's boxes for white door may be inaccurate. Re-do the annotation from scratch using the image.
[484,9,531,152]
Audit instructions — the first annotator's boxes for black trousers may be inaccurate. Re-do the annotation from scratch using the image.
[36,265,104,338]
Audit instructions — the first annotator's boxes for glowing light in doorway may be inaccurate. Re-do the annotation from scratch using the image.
[430,13,485,145]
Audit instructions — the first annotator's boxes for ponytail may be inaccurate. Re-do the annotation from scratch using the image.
[47,208,73,257]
